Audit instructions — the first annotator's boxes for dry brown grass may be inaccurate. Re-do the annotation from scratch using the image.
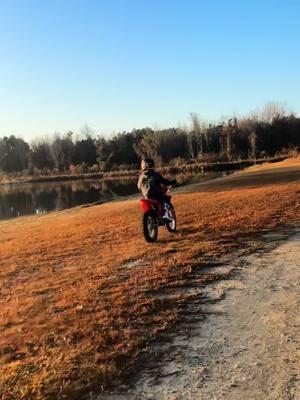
[0,160,299,399]
[244,157,300,172]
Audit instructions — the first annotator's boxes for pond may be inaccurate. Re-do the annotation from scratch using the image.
[0,172,225,220]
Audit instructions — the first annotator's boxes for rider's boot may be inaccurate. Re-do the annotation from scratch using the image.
[162,203,173,223]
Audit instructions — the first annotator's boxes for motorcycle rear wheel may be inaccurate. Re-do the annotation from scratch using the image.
[142,211,158,242]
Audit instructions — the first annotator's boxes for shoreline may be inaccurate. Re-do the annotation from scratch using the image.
[0,172,222,222]
[0,156,286,186]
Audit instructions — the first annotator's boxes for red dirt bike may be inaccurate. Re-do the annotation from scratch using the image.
[139,186,177,242]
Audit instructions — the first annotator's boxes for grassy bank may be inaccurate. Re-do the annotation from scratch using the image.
[0,159,299,399]
[0,156,287,185]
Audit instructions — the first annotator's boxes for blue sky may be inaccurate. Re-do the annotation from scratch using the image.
[0,0,299,141]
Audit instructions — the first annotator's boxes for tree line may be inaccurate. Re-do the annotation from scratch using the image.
[0,104,299,175]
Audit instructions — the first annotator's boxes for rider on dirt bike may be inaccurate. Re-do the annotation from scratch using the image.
[137,158,176,222]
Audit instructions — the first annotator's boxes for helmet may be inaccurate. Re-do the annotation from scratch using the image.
[141,158,155,171]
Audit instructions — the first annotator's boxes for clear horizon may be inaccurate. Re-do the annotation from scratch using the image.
[1,0,300,141]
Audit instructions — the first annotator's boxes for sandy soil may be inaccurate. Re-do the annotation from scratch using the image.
[99,231,300,400]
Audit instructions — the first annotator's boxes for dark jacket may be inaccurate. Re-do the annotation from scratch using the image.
[137,170,174,199]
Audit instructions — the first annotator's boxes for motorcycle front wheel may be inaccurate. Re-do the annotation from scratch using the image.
[142,211,158,242]
[166,205,177,233]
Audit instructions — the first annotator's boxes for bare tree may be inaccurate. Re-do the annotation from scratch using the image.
[221,119,233,161]
[259,102,287,123]
[80,124,95,139]
[249,132,257,160]
[189,113,207,159]
[133,129,161,162]
[51,132,74,171]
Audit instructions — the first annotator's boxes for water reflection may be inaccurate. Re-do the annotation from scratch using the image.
[0,179,138,220]
[0,172,222,220]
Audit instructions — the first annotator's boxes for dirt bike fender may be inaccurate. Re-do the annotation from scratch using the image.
[140,199,153,212]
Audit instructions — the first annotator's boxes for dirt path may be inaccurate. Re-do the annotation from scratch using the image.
[99,231,300,400]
